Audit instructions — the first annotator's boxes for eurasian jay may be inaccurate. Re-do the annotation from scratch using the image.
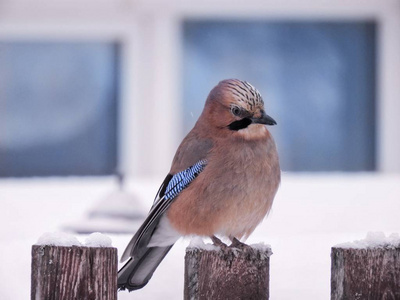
[118,79,280,291]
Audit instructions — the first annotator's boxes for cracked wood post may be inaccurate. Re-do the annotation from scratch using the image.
[31,245,117,300]
[184,244,272,300]
[331,247,400,300]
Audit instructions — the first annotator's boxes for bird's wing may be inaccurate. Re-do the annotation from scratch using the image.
[120,159,207,262]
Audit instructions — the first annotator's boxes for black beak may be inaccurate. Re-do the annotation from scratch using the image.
[251,111,277,126]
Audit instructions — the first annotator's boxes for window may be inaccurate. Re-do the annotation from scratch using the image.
[0,42,119,176]
[183,21,376,171]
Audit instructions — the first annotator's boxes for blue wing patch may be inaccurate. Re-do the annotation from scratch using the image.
[164,159,207,200]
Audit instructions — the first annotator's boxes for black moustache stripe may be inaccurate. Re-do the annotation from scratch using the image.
[228,118,252,131]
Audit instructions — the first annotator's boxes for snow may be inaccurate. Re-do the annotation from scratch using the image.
[187,237,272,255]
[1,174,400,300]
[250,242,273,256]
[87,190,145,219]
[188,236,220,251]
[36,232,81,246]
[84,232,113,247]
[63,217,143,234]
[36,231,112,248]
[335,231,400,249]
[62,190,146,234]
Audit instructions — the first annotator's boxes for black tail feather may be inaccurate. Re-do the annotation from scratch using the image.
[118,245,173,291]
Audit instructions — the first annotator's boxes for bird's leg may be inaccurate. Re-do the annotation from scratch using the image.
[230,237,248,249]
[211,235,228,249]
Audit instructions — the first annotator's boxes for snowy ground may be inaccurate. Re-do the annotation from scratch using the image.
[1,173,399,300]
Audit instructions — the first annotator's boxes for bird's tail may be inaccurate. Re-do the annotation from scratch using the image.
[117,245,173,291]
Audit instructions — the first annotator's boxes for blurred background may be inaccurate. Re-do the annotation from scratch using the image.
[0,0,399,299]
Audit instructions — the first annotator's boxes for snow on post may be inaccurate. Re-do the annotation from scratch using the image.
[331,232,400,300]
[184,237,272,300]
[31,232,117,300]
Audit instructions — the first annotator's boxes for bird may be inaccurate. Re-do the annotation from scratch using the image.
[118,79,281,291]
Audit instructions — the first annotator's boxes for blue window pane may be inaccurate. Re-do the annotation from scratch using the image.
[183,21,376,171]
[0,42,119,177]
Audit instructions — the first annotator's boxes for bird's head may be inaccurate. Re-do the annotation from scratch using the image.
[200,79,276,140]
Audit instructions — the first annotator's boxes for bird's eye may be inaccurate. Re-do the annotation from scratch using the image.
[231,106,241,117]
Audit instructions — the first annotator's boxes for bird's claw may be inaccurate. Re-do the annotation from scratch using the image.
[211,236,251,250]
[211,235,228,249]
[230,237,249,249]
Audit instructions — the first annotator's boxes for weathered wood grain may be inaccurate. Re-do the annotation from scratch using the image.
[331,247,400,300]
[31,245,117,300]
[184,245,271,300]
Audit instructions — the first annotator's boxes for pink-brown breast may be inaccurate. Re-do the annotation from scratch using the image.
[167,129,280,239]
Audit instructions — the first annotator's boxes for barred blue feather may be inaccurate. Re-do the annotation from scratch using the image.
[164,159,207,200]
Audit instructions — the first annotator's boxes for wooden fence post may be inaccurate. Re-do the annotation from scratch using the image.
[331,247,400,300]
[184,244,272,300]
[31,245,118,300]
